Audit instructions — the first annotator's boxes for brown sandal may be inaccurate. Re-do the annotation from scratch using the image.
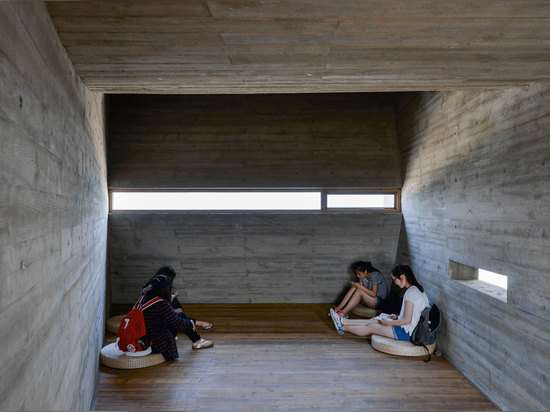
[200,322,215,331]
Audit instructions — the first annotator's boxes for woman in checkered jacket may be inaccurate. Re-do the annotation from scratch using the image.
[141,266,215,349]
[141,274,213,361]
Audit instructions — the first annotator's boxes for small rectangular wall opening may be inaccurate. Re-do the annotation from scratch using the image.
[449,259,507,302]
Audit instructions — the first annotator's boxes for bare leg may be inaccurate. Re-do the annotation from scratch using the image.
[359,292,378,309]
[343,322,395,339]
[342,317,379,326]
[195,320,213,329]
[341,290,378,315]
[336,287,357,310]
[173,305,213,330]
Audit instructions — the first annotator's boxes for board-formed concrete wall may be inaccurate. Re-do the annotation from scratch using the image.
[107,93,403,303]
[0,3,108,410]
[107,93,402,188]
[395,84,550,410]
[109,213,402,304]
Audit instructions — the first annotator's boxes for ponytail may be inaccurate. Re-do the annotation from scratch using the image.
[144,274,172,302]
[364,261,381,274]
[142,265,177,289]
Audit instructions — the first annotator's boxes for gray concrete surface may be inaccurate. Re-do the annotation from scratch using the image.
[0,3,108,410]
[395,84,550,410]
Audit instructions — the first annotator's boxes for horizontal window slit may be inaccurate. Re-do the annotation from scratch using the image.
[109,189,400,213]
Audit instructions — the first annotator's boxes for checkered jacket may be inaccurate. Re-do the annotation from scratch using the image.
[142,298,194,361]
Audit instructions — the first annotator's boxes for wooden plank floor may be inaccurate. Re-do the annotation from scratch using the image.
[97,304,498,411]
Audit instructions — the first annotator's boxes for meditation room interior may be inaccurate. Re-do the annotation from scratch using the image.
[2,1,550,411]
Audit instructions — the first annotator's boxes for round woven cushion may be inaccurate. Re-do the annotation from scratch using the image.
[351,305,381,318]
[106,315,125,334]
[371,334,436,357]
[100,343,166,369]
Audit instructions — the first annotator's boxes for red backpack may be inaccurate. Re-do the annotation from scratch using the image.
[115,296,164,355]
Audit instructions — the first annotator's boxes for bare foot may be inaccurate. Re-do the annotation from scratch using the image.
[195,320,215,330]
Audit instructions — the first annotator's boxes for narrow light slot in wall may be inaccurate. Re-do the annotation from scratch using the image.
[449,259,508,303]
[327,193,395,209]
[478,269,508,289]
[111,191,322,211]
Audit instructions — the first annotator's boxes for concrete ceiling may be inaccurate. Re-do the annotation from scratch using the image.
[46,0,550,94]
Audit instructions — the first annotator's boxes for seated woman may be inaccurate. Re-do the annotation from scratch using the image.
[331,261,389,318]
[141,274,212,361]
[141,266,214,350]
[330,264,429,341]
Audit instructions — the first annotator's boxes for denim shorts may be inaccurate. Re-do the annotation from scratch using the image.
[392,325,411,341]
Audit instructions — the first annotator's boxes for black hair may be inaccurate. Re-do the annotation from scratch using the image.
[351,261,380,274]
[350,261,368,272]
[364,261,380,274]
[156,266,176,280]
[144,274,172,301]
[391,264,424,292]
[142,265,177,289]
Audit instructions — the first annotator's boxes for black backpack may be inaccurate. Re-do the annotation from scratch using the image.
[410,303,442,362]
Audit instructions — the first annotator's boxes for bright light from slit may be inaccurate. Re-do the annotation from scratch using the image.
[112,192,322,211]
[478,269,508,289]
[327,194,394,208]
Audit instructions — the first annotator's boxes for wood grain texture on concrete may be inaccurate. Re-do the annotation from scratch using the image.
[107,93,403,305]
[0,3,108,410]
[108,213,402,304]
[46,0,550,93]
[394,83,550,410]
[107,93,402,189]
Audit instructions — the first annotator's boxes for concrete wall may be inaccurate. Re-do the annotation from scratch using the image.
[107,93,402,303]
[107,93,402,188]
[109,213,402,304]
[395,84,550,410]
[0,3,108,410]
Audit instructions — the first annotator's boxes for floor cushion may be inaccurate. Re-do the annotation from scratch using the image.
[100,342,166,369]
[371,334,436,357]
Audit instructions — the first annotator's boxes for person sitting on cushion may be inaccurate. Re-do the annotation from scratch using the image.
[331,261,389,318]
[141,269,214,355]
[330,264,429,341]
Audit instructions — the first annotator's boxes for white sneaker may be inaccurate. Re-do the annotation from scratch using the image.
[192,338,214,350]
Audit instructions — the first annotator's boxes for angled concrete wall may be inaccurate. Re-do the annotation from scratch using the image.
[0,3,107,410]
[395,84,550,410]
